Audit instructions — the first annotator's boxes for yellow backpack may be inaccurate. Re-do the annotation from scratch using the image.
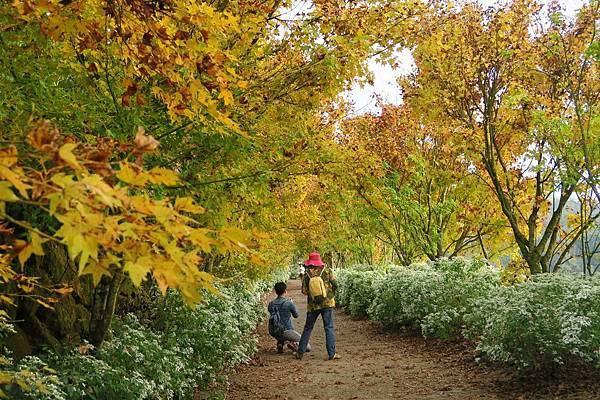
[307,268,328,304]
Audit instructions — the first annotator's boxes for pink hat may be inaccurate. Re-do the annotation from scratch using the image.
[303,252,325,267]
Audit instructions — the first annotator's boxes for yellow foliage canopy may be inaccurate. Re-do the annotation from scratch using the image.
[0,122,260,305]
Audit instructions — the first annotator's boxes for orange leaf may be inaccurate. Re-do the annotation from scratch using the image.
[54,286,74,296]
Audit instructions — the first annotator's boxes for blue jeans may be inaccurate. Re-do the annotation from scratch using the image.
[298,307,335,358]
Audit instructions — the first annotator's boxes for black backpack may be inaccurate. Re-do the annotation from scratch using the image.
[268,301,287,339]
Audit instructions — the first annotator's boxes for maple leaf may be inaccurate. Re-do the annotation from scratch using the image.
[81,261,112,286]
[58,143,81,170]
[53,286,74,295]
[55,224,98,272]
[188,229,214,253]
[30,231,48,255]
[116,163,149,186]
[221,227,252,250]
[134,127,159,154]
[0,146,18,167]
[124,256,153,286]
[250,254,266,266]
[81,175,122,208]
[147,167,180,186]
[15,231,47,266]
[153,265,180,295]
[0,182,19,202]
[0,165,30,198]
[28,121,59,151]
[174,197,205,214]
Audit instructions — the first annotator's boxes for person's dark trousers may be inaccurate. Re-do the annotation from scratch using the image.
[298,307,335,358]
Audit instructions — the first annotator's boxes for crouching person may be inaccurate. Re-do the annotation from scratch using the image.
[268,282,311,353]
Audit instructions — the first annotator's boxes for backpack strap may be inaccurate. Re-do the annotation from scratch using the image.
[307,267,326,278]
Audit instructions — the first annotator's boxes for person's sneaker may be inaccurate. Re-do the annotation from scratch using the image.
[295,352,303,360]
[287,342,298,352]
[324,353,341,361]
[277,343,284,354]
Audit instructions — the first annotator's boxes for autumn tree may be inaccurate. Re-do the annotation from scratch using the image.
[403,0,599,274]
[339,104,507,263]
[1,0,427,351]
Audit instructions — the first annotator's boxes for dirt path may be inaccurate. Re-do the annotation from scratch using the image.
[227,279,600,400]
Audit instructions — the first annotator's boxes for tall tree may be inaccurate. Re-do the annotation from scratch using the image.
[341,104,507,262]
[403,0,598,273]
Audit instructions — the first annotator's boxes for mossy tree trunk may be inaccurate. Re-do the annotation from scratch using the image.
[88,271,125,347]
[10,242,126,354]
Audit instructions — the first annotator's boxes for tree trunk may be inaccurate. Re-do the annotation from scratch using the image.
[88,270,124,347]
[9,242,94,355]
[523,251,542,275]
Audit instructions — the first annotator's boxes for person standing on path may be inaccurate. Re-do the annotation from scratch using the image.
[296,252,340,361]
[297,262,305,282]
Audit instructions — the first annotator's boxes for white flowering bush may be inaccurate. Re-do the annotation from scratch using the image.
[3,272,275,399]
[464,273,600,370]
[336,264,389,309]
[366,258,500,339]
[0,355,67,400]
[150,282,264,388]
[46,344,152,400]
[335,268,359,308]
[336,269,385,318]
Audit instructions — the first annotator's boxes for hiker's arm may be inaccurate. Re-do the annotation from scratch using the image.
[301,275,308,295]
[330,270,338,291]
[290,302,299,318]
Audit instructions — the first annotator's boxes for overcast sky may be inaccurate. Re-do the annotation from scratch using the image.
[346,0,587,115]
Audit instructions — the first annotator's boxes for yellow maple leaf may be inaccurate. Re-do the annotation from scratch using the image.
[250,254,266,266]
[0,182,18,202]
[0,295,15,306]
[50,173,75,188]
[220,89,234,106]
[154,265,180,295]
[81,253,121,286]
[58,143,81,170]
[30,231,48,256]
[0,165,30,199]
[221,227,252,250]
[124,256,154,286]
[182,251,202,267]
[153,204,174,224]
[174,197,205,214]
[15,232,47,266]
[116,163,149,186]
[46,192,65,215]
[0,146,18,167]
[81,175,122,208]
[188,229,214,253]
[147,167,180,186]
[129,195,154,215]
[56,224,98,272]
